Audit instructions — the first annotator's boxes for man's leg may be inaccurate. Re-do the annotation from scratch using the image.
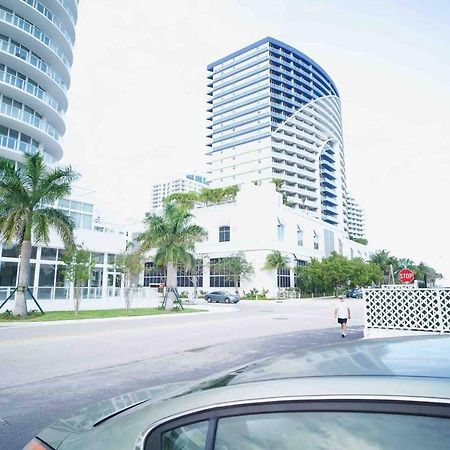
[343,321,347,336]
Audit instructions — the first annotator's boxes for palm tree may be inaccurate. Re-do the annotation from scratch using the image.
[263,250,290,297]
[369,250,397,284]
[0,153,79,317]
[137,203,207,309]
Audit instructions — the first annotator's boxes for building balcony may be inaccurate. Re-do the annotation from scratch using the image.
[14,0,75,49]
[0,69,65,133]
[0,9,71,82]
[0,134,56,164]
[0,39,68,101]
[0,102,62,159]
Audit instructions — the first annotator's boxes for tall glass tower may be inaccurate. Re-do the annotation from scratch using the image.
[0,0,78,166]
[207,37,348,232]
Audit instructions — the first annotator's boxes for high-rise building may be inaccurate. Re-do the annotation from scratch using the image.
[347,194,365,240]
[150,173,209,211]
[206,37,348,232]
[0,0,78,166]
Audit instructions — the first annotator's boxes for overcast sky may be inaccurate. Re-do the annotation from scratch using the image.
[62,0,450,281]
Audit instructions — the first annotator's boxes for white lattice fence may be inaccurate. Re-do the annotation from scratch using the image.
[364,288,450,335]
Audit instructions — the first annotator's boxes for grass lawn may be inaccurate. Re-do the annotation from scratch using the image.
[0,307,204,322]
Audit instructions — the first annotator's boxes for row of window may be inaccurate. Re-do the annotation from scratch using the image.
[0,244,116,265]
[0,125,40,147]
[1,94,42,118]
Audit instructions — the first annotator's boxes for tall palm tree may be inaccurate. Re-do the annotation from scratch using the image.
[0,153,79,317]
[137,203,207,309]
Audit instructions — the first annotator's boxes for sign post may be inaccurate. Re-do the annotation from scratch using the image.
[398,268,414,284]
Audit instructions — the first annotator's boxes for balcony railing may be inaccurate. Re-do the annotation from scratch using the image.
[0,70,64,114]
[22,0,74,46]
[0,102,60,140]
[55,0,77,25]
[0,9,70,69]
[0,39,67,91]
[0,134,56,163]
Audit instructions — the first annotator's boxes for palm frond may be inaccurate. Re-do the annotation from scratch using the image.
[34,207,75,247]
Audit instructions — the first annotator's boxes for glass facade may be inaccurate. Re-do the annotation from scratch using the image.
[0,243,120,300]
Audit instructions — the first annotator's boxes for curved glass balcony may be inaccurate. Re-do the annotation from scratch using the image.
[0,102,60,140]
[0,134,56,163]
[56,0,77,25]
[0,9,70,69]
[22,0,74,47]
[0,70,64,115]
[0,40,67,91]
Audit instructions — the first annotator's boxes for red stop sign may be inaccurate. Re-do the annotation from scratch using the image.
[399,268,414,284]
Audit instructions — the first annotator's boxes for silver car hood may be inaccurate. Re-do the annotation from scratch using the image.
[37,381,191,449]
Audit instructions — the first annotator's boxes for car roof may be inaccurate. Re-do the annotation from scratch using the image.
[181,335,450,394]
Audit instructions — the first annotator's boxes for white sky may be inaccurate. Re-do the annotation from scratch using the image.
[62,0,450,282]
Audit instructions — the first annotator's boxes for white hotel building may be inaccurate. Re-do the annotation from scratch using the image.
[141,38,369,297]
[0,0,127,302]
[150,173,209,211]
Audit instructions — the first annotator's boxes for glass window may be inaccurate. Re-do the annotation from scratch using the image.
[177,260,203,287]
[2,243,20,258]
[277,267,291,287]
[41,247,57,260]
[92,252,104,264]
[219,225,230,242]
[107,254,115,265]
[277,219,284,241]
[162,421,208,450]
[38,264,55,286]
[143,262,166,286]
[90,268,103,287]
[57,249,65,261]
[214,411,450,450]
[0,261,18,286]
[30,246,38,259]
[296,225,303,246]
[81,214,93,230]
[82,203,94,213]
[70,200,83,211]
[210,258,238,288]
[313,230,319,250]
[55,266,66,287]
[70,212,81,228]
[58,199,70,209]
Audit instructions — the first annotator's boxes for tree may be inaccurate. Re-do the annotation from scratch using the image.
[263,250,289,271]
[115,249,145,309]
[62,246,94,314]
[137,203,207,309]
[369,250,397,284]
[214,253,254,295]
[263,251,290,296]
[0,153,79,318]
[295,254,383,297]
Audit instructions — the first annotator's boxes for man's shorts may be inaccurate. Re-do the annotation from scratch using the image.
[338,318,348,324]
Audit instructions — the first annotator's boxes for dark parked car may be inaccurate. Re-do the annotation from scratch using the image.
[25,336,450,450]
[205,290,240,303]
[346,287,363,298]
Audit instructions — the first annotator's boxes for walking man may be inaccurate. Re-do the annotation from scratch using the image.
[334,295,351,337]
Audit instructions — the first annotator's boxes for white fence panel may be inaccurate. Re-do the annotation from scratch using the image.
[364,288,450,337]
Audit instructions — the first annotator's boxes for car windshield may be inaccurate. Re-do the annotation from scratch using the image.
[180,336,450,394]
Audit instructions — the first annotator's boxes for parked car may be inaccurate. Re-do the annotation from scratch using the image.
[346,287,363,298]
[204,290,240,303]
[25,336,450,450]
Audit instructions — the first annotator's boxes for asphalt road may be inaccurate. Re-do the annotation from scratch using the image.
[0,299,364,450]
